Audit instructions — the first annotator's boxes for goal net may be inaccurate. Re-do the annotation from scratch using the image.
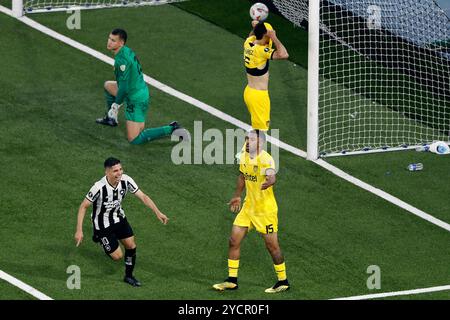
[273,0,450,157]
[13,0,186,14]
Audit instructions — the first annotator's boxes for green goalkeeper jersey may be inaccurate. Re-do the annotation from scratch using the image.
[114,45,149,104]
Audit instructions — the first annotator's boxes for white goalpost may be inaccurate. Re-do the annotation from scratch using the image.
[10,0,449,159]
[273,0,450,159]
[12,0,186,17]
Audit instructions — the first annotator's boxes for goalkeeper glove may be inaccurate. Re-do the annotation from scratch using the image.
[107,103,121,122]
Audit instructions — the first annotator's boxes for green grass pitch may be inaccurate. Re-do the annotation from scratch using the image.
[1,0,450,300]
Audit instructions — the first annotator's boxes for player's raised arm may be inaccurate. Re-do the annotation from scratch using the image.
[75,198,92,247]
[267,30,289,60]
[134,189,169,225]
[248,20,260,37]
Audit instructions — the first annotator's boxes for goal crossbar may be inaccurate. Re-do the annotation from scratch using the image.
[12,0,186,16]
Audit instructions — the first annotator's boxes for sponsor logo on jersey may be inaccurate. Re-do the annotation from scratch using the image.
[103,200,121,209]
[243,172,257,182]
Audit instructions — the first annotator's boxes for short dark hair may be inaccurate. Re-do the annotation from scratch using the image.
[111,28,127,43]
[247,129,266,143]
[104,157,121,168]
[253,22,267,40]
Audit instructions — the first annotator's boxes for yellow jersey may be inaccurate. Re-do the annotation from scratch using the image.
[243,23,275,76]
[239,150,278,214]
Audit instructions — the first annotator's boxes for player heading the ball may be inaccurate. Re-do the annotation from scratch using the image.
[243,17,289,131]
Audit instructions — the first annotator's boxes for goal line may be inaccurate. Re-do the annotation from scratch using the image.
[1,4,449,232]
[1,3,450,301]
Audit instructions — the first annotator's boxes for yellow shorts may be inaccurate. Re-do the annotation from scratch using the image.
[233,207,278,234]
[243,85,271,130]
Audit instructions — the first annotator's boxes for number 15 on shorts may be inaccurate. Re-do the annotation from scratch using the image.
[266,224,274,234]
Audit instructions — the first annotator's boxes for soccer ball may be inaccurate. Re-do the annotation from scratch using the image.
[250,3,269,21]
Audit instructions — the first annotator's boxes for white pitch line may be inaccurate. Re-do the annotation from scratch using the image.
[0,270,53,300]
[330,284,450,300]
[2,4,450,299]
[1,4,449,231]
[316,159,450,232]
[1,5,307,159]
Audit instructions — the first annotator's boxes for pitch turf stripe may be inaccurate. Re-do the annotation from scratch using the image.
[1,6,449,235]
[315,159,450,232]
[0,270,53,300]
[0,6,306,160]
[330,284,450,300]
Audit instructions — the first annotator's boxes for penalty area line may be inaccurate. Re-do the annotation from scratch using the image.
[1,4,450,231]
[330,284,450,300]
[11,8,445,235]
[0,270,53,300]
[2,4,450,300]
[0,0,449,244]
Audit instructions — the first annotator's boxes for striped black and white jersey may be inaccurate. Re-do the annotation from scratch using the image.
[85,174,139,231]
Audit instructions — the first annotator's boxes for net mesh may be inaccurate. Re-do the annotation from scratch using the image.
[23,0,185,13]
[273,0,450,156]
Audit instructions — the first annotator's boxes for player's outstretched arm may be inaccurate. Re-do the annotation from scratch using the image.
[75,198,92,247]
[228,173,245,213]
[134,190,169,225]
[261,168,276,190]
[248,20,259,37]
[267,30,289,60]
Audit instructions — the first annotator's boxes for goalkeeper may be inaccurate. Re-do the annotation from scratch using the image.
[96,29,180,144]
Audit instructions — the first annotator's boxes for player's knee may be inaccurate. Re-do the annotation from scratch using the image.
[124,242,136,251]
[128,128,144,143]
[110,251,123,261]
[104,81,117,95]
[113,254,123,261]
[127,134,138,143]
[228,236,241,249]
[127,129,140,143]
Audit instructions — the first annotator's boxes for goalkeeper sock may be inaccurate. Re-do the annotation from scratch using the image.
[274,262,287,281]
[104,89,115,113]
[124,247,136,278]
[130,125,173,145]
[228,259,239,278]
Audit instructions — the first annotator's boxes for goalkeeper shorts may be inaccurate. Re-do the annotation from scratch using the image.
[125,98,149,123]
[244,85,271,130]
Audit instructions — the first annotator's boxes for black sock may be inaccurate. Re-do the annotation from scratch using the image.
[125,247,136,278]
[227,277,238,284]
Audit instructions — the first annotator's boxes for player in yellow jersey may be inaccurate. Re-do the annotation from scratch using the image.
[243,21,289,131]
[213,130,290,293]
